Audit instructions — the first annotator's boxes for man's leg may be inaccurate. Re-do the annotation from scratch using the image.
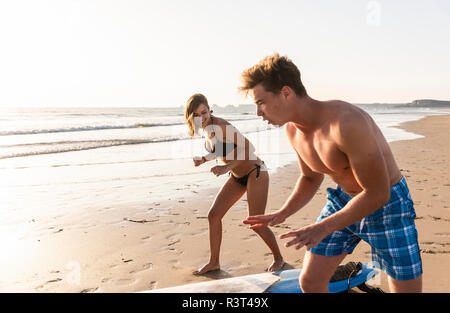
[388,275,422,293]
[299,251,348,293]
[364,177,423,292]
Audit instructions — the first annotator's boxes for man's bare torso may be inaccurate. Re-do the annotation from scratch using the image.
[287,100,402,196]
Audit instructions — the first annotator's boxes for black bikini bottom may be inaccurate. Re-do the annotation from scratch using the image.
[230,162,264,187]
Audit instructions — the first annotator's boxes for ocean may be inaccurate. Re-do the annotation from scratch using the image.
[0,104,447,233]
[0,104,444,159]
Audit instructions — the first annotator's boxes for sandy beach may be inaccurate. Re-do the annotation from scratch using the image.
[2,113,449,293]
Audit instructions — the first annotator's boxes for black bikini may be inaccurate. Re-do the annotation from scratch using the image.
[204,116,238,157]
[230,162,264,187]
[204,137,237,158]
[205,116,263,187]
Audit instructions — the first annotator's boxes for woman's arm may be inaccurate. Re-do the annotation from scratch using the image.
[193,152,216,167]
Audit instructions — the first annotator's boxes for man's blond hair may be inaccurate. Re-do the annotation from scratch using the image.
[239,53,307,97]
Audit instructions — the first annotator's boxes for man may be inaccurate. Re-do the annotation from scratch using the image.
[241,53,422,293]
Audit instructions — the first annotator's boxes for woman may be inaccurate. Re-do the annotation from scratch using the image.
[184,93,284,275]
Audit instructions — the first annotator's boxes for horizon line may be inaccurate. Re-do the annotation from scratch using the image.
[1,99,449,109]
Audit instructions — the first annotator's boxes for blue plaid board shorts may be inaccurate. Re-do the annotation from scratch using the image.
[310,176,423,281]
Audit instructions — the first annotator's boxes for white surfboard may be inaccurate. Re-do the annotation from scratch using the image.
[142,272,280,293]
[143,262,379,293]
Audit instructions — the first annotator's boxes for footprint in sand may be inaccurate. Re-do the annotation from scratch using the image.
[168,239,181,247]
[421,248,438,254]
[420,241,450,254]
[130,263,154,274]
[80,287,99,293]
[115,278,135,286]
[35,278,63,290]
[243,234,258,241]
[273,224,293,230]
[434,232,450,237]
[166,233,179,240]
[429,215,450,222]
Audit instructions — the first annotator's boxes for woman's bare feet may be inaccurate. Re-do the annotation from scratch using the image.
[267,258,285,272]
[193,262,220,275]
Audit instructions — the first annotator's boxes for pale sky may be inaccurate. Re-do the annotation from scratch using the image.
[0,0,449,107]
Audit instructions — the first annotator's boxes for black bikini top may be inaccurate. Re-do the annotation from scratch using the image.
[204,116,237,157]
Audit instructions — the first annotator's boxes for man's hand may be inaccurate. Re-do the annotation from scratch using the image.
[210,165,229,176]
[243,212,286,229]
[279,223,329,251]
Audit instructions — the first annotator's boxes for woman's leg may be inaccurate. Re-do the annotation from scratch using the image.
[246,168,285,272]
[193,175,246,275]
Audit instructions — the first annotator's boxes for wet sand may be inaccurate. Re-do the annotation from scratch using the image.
[2,114,449,293]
